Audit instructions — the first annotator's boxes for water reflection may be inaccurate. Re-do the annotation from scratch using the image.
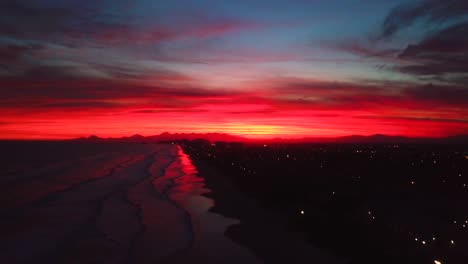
[164,145,260,262]
[172,146,206,196]
[162,146,211,211]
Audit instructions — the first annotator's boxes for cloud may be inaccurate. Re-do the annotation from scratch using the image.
[1,75,467,138]
[336,1,468,84]
[130,109,208,114]
[263,78,468,111]
[2,65,466,118]
[356,115,468,127]
[333,41,400,58]
[269,78,391,102]
[403,83,468,106]
[38,101,124,109]
[0,43,42,61]
[380,0,468,39]
[0,0,262,82]
[0,71,244,112]
[397,22,468,77]
[0,0,256,47]
[0,1,76,37]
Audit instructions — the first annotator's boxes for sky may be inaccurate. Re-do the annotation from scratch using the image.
[1,0,467,139]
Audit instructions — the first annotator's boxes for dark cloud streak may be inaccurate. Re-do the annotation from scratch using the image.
[271,78,468,108]
[0,43,42,61]
[380,0,468,39]
[398,22,468,76]
[342,1,468,85]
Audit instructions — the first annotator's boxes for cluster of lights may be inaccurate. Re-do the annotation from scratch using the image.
[453,219,468,228]
[188,143,468,263]
[368,211,376,220]
[367,207,462,253]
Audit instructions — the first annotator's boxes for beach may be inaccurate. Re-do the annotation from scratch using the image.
[0,142,341,263]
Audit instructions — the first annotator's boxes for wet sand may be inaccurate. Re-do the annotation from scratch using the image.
[0,143,260,264]
[1,142,342,263]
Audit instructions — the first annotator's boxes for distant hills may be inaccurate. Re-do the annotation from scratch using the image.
[309,134,468,144]
[76,132,247,143]
[74,132,468,144]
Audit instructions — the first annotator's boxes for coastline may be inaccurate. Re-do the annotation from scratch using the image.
[1,143,262,263]
[184,147,344,264]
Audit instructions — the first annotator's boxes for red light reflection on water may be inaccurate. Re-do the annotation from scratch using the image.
[178,146,199,177]
[169,146,209,204]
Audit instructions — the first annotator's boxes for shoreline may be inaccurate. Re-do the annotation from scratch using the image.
[184,147,344,264]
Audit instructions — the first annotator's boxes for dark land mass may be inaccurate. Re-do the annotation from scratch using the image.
[183,144,342,264]
[74,132,247,143]
[180,140,468,264]
[71,133,468,145]
[2,137,468,263]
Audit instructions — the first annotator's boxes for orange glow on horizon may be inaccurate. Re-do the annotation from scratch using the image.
[1,113,466,140]
[1,93,467,140]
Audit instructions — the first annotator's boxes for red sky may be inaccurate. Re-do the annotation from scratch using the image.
[1,76,467,139]
[1,0,467,139]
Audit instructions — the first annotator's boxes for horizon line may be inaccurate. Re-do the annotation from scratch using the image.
[1,132,467,141]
